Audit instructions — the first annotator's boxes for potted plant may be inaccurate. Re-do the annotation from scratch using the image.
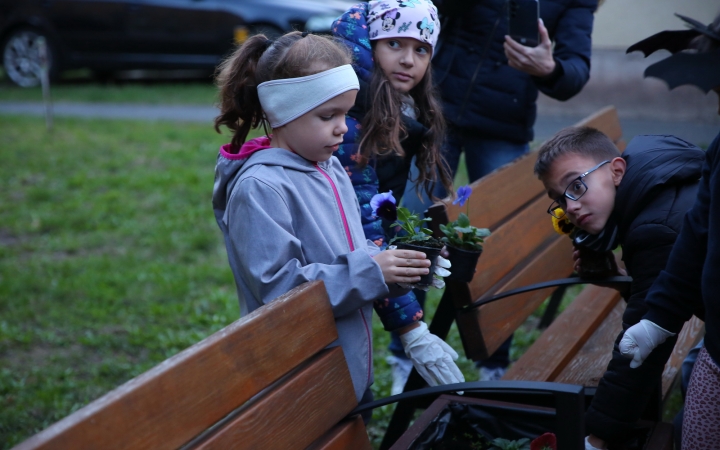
[371,191,444,287]
[439,186,491,282]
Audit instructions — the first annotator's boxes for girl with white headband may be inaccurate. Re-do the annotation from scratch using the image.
[332,0,460,395]
[211,31,463,415]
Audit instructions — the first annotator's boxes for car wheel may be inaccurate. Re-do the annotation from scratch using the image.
[2,28,55,87]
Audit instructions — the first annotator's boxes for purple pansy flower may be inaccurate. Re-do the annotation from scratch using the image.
[371,191,397,221]
[452,185,472,207]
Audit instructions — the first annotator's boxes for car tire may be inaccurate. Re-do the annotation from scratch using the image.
[2,27,56,87]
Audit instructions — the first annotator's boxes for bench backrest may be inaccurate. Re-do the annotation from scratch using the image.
[427,106,625,361]
[14,281,370,450]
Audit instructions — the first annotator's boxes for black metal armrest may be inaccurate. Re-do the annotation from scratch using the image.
[464,276,633,310]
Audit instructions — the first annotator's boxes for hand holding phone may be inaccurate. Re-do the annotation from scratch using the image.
[504,18,557,78]
[508,0,539,47]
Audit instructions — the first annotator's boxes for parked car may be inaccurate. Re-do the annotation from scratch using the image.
[0,0,354,87]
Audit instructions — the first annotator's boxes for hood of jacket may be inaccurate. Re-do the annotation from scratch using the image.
[332,3,374,84]
[614,134,705,230]
[212,136,332,218]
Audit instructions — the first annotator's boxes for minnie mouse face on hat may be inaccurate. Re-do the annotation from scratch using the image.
[382,11,401,31]
[416,14,436,42]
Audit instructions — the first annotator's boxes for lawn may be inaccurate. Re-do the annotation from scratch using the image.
[0,113,679,448]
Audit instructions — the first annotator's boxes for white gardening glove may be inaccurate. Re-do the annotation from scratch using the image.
[585,436,606,450]
[396,255,452,291]
[619,319,675,369]
[399,321,465,387]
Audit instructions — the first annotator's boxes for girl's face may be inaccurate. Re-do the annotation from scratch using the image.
[272,90,357,162]
[373,37,431,93]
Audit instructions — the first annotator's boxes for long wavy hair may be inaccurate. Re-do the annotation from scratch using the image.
[358,47,452,199]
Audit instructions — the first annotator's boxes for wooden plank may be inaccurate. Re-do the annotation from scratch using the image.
[502,284,622,381]
[466,195,566,304]
[437,148,545,231]
[192,347,356,450]
[661,316,704,398]
[307,416,372,450]
[15,281,337,450]
[574,106,623,144]
[553,300,625,387]
[457,234,576,360]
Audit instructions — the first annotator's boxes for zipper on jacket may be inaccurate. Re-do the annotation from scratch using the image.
[314,162,372,385]
[314,163,355,251]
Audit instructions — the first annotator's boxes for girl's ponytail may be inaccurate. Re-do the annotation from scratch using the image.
[214,35,272,148]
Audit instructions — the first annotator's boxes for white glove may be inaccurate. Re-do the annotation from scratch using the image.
[399,321,465,387]
[619,319,675,369]
[396,255,452,291]
[585,436,606,450]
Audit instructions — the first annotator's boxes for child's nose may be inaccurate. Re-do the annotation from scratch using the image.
[400,50,414,66]
[336,119,348,135]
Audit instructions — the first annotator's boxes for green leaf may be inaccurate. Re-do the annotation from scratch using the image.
[420,228,433,236]
[455,226,475,234]
[457,213,471,227]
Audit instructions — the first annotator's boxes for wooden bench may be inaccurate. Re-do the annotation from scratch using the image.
[13,281,372,450]
[381,106,704,449]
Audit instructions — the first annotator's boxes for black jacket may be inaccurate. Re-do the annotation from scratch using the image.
[433,0,596,143]
[644,131,719,367]
[585,135,705,443]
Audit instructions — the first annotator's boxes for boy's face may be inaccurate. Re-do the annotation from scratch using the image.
[542,153,626,235]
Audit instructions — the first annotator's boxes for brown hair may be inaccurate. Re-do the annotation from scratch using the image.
[214,32,352,148]
[358,47,452,199]
[534,126,621,180]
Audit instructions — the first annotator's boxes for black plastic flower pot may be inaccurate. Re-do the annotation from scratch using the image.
[395,241,442,287]
[445,246,482,283]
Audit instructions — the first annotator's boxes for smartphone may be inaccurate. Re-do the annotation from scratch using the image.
[508,0,539,47]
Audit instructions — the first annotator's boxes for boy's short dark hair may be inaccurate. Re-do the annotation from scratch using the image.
[534,126,621,180]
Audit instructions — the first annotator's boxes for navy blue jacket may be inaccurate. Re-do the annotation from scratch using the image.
[585,135,705,443]
[644,131,719,365]
[433,0,596,143]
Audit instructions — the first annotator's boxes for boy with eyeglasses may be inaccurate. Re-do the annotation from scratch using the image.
[534,126,705,449]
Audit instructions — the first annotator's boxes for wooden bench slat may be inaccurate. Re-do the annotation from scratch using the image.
[457,234,575,360]
[662,316,704,397]
[308,416,372,450]
[191,347,357,450]
[14,281,337,450]
[502,284,622,382]
[552,300,625,387]
[466,195,565,303]
[439,149,545,231]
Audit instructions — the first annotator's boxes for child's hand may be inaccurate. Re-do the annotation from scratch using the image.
[373,249,431,284]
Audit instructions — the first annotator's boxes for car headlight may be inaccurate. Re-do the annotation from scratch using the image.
[305,14,341,32]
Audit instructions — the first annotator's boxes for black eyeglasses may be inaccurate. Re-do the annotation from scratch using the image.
[547,160,610,219]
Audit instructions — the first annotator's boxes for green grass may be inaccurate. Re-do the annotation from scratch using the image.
[0,78,217,104]
[0,115,234,447]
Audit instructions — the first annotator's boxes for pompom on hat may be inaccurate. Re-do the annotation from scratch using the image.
[367,0,441,51]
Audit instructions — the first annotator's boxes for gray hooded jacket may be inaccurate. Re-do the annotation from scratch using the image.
[212,142,390,400]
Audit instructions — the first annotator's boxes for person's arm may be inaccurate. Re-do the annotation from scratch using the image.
[643,151,713,331]
[227,176,389,318]
[534,0,597,100]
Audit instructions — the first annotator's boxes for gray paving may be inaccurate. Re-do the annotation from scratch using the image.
[1,101,717,147]
[0,101,217,122]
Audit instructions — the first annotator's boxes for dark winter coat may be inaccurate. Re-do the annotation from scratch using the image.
[644,130,720,375]
[433,0,597,143]
[585,135,705,443]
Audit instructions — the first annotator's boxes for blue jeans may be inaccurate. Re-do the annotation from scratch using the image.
[402,129,530,214]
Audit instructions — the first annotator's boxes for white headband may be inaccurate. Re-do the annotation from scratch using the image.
[257,65,359,128]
